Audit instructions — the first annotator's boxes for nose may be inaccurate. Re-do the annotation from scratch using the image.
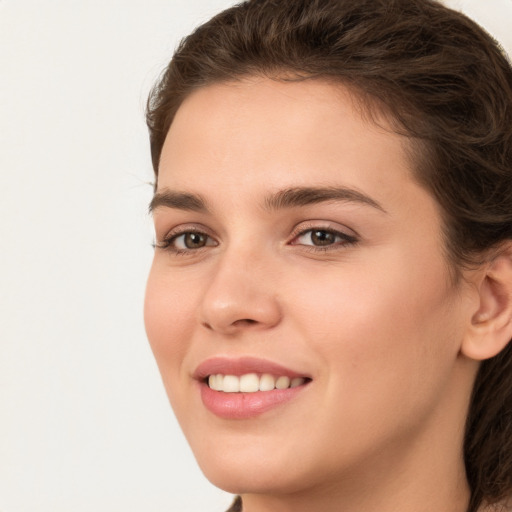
[199,249,282,335]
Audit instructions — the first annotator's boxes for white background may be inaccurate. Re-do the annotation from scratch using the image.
[1,1,511,511]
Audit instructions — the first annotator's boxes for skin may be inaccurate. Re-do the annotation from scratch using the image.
[144,78,486,512]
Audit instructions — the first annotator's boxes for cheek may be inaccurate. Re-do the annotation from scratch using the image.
[144,266,196,384]
[287,251,461,414]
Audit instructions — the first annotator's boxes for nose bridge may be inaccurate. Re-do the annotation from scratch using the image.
[199,241,281,333]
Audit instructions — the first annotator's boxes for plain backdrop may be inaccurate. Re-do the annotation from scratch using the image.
[1,1,511,511]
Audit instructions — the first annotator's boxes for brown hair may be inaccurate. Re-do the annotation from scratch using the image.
[146,1,512,510]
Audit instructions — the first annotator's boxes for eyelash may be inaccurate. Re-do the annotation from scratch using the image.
[290,226,358,251]
[154,225,358,255]
[154,227,216,255]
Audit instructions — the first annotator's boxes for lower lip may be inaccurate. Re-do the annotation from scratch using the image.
[199,382,308,419]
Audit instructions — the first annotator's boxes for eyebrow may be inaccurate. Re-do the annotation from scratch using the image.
[149,186,386,214]
[263,186,386,213]
[149,190,210,213]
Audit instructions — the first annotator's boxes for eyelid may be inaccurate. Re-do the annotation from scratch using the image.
[156,222,213,240]
[289,220,359,242]
[155,223,218,252]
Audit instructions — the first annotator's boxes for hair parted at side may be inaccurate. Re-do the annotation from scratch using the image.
[146,1,512,510]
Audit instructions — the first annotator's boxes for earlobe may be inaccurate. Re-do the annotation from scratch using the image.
[461,245,512,361]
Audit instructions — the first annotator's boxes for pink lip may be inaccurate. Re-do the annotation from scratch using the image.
[194,357,311,420]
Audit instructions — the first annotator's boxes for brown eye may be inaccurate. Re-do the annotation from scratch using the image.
[162,230,217,252]
[182,232,208,249]
[310,230,337,246]
[292,228,358,249]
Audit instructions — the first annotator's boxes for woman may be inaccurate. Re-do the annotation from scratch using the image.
[143,0,512,511]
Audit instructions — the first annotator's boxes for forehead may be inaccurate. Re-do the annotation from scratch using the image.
[158,78,415,197]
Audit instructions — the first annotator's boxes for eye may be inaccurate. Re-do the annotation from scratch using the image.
[173,232,211,250]
[156,229,217,253]
[291,228,358,248]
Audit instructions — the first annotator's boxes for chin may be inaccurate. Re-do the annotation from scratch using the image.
[201,461,304,496]
[191,438,310,495]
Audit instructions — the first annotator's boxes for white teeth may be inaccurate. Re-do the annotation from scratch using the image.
[223,375,240,393]
[275,376,291,389]
[239,373,260,393]
[208,374,223,391]
[207,373,307,393]
[259,373,275,391]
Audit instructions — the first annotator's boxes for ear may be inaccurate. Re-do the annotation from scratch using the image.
[461,244,512,361]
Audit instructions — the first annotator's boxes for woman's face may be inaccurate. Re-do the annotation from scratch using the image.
[145,78,475,497]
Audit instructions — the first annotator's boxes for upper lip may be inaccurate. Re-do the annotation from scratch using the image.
[193,356,310,380]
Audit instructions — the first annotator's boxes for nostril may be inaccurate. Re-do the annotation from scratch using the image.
[233,319,257,327]
[200,319,257,331]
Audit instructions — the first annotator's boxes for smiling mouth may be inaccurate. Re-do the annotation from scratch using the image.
[197,359,312,418]
[207,373,310,393]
